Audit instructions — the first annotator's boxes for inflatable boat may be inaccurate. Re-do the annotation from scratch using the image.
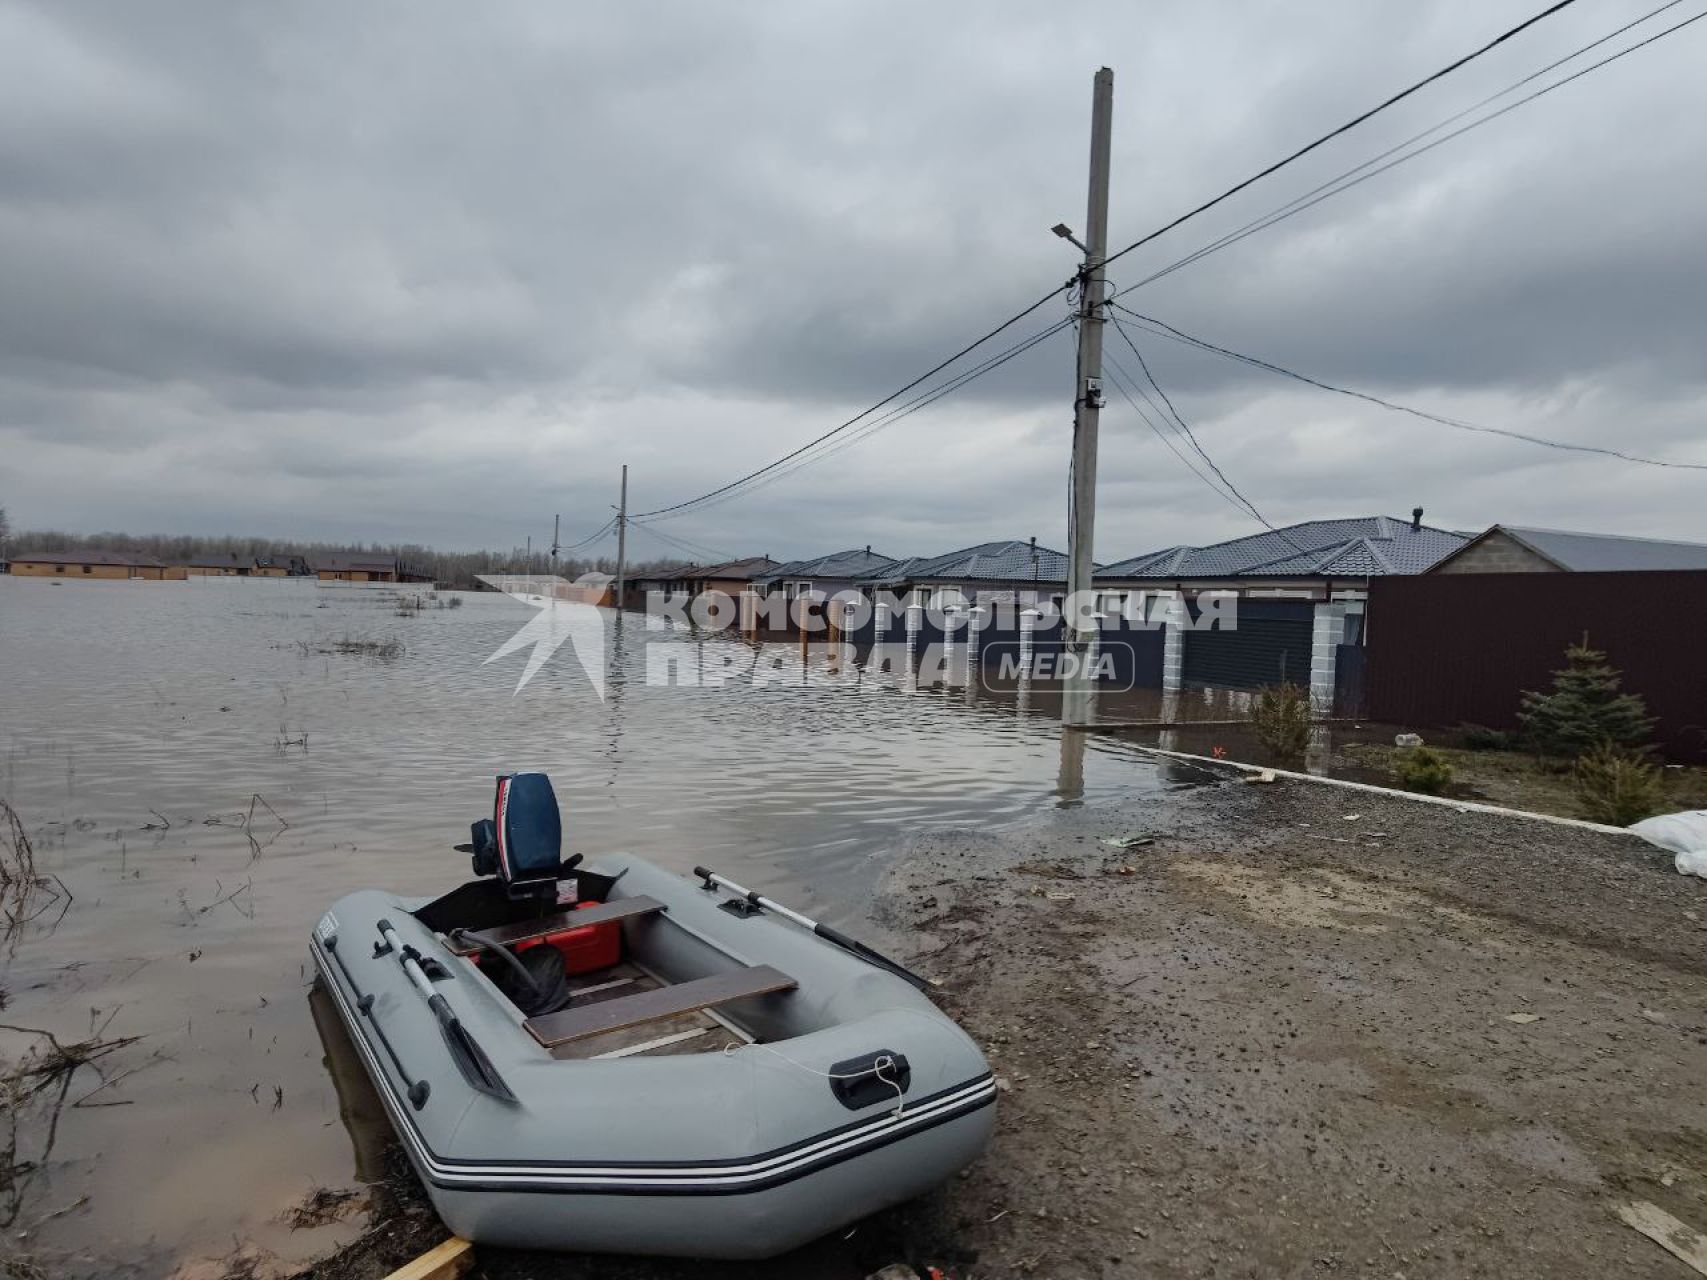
[309,772,996,1259]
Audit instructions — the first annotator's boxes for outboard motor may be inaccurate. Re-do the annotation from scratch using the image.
[467,771,564,901]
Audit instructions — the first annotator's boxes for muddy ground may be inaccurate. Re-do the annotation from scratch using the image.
[297,767,1707,1279]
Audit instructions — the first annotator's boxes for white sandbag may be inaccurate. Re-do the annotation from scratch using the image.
[1628,810,1707,878]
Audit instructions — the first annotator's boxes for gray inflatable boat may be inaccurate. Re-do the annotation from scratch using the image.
[309,772,995,1259]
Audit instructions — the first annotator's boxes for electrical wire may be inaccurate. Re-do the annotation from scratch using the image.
[1102,351,1259,523]
[1099,0,1584,274]
[1107,314,1308,550]
[552,516,617,553]
[632,285,1076,518]
[1114,1,1706,298]
[627,518,728,563]
[1112,304,1707,472]
[640,316,1076,522]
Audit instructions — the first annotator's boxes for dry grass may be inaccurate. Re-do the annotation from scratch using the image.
[0,802,68,952]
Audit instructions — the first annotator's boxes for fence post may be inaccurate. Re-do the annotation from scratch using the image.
[1161,593,1185,695]
[1310,602,1347,714]
[1085,612,1106,683]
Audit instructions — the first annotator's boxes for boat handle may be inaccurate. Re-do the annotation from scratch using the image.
[320,932,431,1109]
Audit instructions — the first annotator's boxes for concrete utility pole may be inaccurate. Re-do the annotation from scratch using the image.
[1063,66,1113,726]
[614,464,629,611]
[550,513,560,575]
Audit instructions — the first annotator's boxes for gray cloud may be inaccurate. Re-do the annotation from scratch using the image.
[1,0,1702,561]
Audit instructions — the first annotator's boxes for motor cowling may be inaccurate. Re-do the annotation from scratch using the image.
[464,772,563,899]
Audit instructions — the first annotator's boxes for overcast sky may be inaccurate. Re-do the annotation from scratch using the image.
[1,0,1702,563]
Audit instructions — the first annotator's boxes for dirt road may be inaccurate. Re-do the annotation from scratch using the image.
[885,765,1707,1278]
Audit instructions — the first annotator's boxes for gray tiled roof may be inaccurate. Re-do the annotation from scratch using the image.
[1481,526,1707,572]
[864,539,1078,586]
[1098,517,1466,581]
[755,548,901,585]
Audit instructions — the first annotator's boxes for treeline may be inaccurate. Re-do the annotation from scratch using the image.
[2,528,690,591]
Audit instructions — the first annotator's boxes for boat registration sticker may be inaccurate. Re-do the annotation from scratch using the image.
[316,912,339,945]
[555,879,578,905]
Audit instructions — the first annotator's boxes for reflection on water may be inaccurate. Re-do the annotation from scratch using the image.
[0,576,1194,1273]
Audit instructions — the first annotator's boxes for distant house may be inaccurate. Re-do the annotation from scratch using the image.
[314,555,400,583]
[569,570,615,606]
[1428,525,1707,574]
[184,553,251,577]
[755,547,902,603]
[861,538,1075,607]
[677,556,782,599]
[8,550,183,581]
[252,555,308,578]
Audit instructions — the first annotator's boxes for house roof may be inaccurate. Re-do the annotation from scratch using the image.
[756,547,901,584]
[314,555,398,573]
[680,555,781,582]
[1098,516,1466,582]
[1440,525,1707,573]
[864,539,1077,586]
[183,553,248,568]
[10,549,165,567]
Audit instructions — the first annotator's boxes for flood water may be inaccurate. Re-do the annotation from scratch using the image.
[0,576,1220,1276]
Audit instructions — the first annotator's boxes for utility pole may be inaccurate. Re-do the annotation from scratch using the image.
[1063,66,1113,726]
[550,514,560,575]
[614,464,629,611]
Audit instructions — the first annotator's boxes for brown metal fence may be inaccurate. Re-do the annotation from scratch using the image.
[1365,570,1707,762]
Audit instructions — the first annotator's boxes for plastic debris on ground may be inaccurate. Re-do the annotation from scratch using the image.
[1628,809,1707,878]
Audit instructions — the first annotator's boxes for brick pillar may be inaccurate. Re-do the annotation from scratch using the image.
[1310,602,1348,713]
[1161,606,1185,695]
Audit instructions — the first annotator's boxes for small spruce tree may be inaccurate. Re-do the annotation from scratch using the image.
[1518,638,1655,757]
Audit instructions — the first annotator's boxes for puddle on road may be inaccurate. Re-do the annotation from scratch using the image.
[0,576,1194,1275]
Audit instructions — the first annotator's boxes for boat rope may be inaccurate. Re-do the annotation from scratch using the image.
[721,1041,907,1118]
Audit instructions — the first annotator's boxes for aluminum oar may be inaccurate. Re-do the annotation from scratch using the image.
[692,868,934,992]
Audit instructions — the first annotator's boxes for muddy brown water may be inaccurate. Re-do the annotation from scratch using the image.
[0,576,1264,1276]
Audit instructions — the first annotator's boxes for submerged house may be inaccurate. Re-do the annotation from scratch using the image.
[860,538,1076,607]
[314,555,400,583]
[183,553,251,577]
[7,550,182,580]
[1095,512,1467,704]
[755,547,902,603]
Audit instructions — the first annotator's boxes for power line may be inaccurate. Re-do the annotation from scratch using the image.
[1099,0,1584,274]
[1113,304,1707,472]
[632,285,1076,518]
[629,0,1586,523]
[1107,313,1307,549]
[640,315,1076,522]
[1102,351,1258,521]
[627,518,728,563]
[553,516,617,553]
[1115,1,1705,297]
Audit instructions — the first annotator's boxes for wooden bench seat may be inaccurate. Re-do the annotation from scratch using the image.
[525,965,797,1049]
[445,895,665,957]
